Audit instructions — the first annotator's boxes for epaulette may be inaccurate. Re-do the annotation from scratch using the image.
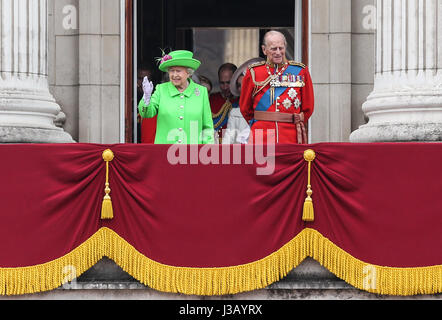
[248,61,266,69]
[288,61,306,68]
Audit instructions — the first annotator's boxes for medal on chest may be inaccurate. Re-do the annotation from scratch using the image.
[267,63,305,106]
[270,74,306,88]
[267,63,288,105]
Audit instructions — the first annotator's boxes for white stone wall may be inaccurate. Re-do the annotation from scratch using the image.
[351,0,375,133]
[48,0,79,141]
[310,0,375,142]
[48,0,121,143]
[46,0,373,144]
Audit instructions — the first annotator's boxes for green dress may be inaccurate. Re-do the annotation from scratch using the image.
[139,79,214,144]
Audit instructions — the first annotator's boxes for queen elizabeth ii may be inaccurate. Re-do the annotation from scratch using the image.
[138,50,214,144]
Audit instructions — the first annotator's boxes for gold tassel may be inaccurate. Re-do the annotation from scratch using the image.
[302,149,316,222]
[101,149,115,220]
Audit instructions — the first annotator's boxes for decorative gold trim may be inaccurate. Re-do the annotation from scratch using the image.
[288,60,306,68]
[1,228,441,296]
[248,61,266,70]
[212,101,233,130]
[0,229,106,296]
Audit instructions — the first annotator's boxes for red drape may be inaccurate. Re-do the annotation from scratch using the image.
[141,117,157,144]
[0,143,441,294]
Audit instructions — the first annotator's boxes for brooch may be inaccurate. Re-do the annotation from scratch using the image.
[288,88,298,99]
[283,98,292,110]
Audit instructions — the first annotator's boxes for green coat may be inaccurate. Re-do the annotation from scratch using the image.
[139,79,214,144]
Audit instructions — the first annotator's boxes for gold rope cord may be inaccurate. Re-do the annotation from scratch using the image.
[251,68,273,98]
[101,149,115,220]
[212,101,233,130]
[302,149,316,222]
[1,228,441,296]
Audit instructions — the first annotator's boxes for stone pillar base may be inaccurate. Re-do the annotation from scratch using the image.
[350,122,442,142]
[0,126,75,144]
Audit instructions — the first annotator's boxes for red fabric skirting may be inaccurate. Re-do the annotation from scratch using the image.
[0,143,441,295]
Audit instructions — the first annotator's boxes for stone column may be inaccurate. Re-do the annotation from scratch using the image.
[310,0,353,143]
[350,0,442,142]
[0,0,74,143]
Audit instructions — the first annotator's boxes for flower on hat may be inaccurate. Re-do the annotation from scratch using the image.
[160,54,172,64]
[156,49,201,73]
[155,48,172,66]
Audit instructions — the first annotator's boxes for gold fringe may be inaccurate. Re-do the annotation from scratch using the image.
[304,228,442,296]
[105,228,306,296]
[1,228,441,296]
[0,229,106,296]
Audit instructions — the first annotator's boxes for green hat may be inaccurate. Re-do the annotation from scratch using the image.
[158,50,201,72]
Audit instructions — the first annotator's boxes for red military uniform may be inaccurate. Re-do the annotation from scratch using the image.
[240,60,314,144]
[210,92,239,143]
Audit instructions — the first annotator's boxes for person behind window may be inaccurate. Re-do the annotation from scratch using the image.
[198,75,213,95]
[240,30,314,144]
[222,58,265,144]
[138,50,214,144]
[209,63,238,144]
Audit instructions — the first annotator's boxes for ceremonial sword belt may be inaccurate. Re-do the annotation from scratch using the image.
[253,110,308,143]
[254,111,304,124]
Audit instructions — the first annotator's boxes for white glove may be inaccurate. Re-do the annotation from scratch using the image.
[142,76,154,105]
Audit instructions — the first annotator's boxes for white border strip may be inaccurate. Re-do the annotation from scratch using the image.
[295,0,313,143]
[133,0,138,143]
[308,0,312,144]
[294,0,303,62]
[120,0,126,143]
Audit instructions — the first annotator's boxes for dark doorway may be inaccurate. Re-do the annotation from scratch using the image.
[133,0,302,143]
